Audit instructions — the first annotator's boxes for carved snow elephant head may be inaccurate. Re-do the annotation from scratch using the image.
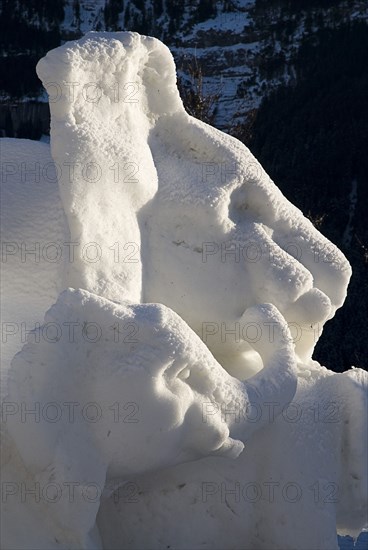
[5,288,297,547]
[35,31,352,375]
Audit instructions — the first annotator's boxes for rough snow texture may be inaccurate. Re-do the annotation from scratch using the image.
[1,32,367,550]
[0,139,69,385]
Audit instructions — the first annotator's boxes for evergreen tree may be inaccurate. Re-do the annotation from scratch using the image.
[4,111,14,138]
[153,0,163,18]
[73,0,81,30]
[198,0,217,21]
[124,4,131,27]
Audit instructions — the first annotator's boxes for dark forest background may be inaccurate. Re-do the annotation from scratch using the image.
[0,0,367,371]
[244,21,368,370]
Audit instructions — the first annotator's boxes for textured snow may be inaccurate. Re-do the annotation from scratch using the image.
[1,32,367,550]
[0,139,69,385]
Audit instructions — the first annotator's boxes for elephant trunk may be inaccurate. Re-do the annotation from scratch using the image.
[229,303,298,442]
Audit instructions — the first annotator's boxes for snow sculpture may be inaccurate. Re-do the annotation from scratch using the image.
[4,289,295,549]
[36,33,350,365]
[1,32,367,550]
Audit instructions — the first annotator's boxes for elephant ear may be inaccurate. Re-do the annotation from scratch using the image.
[4,288,116,547]
[335,367,368,536]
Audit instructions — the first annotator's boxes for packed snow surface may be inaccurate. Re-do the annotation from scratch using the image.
[1,32,367,550]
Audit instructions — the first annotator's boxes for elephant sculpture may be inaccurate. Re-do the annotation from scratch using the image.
[1,32,366,549]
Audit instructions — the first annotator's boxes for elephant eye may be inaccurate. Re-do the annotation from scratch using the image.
[178,367,191,380]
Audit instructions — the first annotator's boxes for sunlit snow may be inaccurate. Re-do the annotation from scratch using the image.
[1,32,367,550]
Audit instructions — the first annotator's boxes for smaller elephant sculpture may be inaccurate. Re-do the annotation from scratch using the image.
[2,288,297,549]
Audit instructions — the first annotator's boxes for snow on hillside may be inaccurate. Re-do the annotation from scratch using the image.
[2,1,368,130]
[61,0,106,33]
[185,1,254,37]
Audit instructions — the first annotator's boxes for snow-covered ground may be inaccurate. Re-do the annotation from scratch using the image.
[1,32,367,550]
